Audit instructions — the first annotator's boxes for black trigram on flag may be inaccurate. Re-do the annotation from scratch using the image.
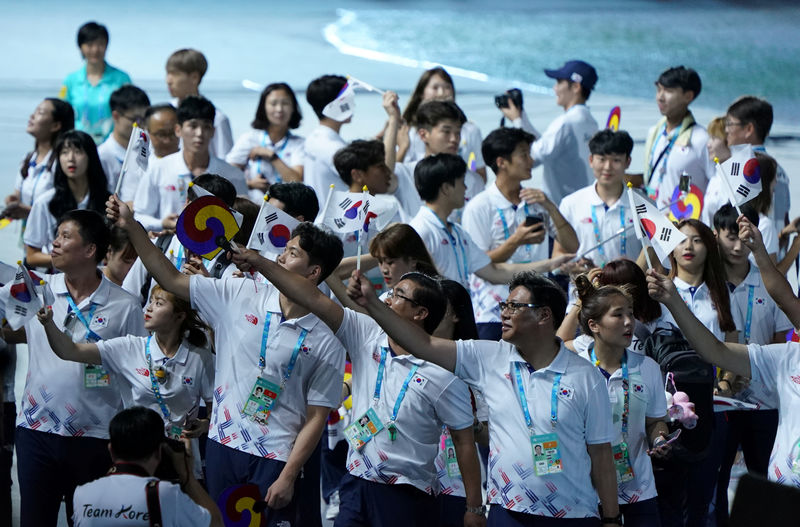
[13,305,27,317]
[257,233,265,245]
[264,212,278,224]
[334,218,346,229]
[736,185,750,198]
[659,228,671,242]
[338,198,352,210]
[14,271,23,281]
[635,204,647,215]
[139,146,147,157]
[729,162,740,177]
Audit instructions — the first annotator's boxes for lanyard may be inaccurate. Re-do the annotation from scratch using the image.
[513,362,561,435]
[174,245,212,272]
[259,311,309,390]
[255,132,291,181]
[590,205,626,266]
[497,203,533,259]
[647,122,683,196]
[427,207,469,283]
[590,346,629,438]
[145,336,171,419]
[26,157,48,206]
[64,293,102,342]
[373,347,419,425]
[743,285,755,344]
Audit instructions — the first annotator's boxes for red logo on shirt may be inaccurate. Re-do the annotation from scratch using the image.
[245,314,258,325]
[136,368,150,377]
[165,184,177,191]
[441,239,449,245]
[791,375,800,385]
[581,217,593,224]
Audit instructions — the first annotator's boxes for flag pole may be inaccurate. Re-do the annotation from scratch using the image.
[356,185,369,271]
[626,183,652,270]
[114,123,140,196]
[246,195,270,249]
[316,184,335,225]
[714,156,743,216]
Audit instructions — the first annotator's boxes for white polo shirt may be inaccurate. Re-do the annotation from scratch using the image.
[529,104,597,205]
[463,183,554,323]
[410,206,491,288]
[24,188,90,253]
[455,340,614,517]
[748,341,800,488]
[189,275,345,460]
[73,473,211,527]
[303,125,346,208]
[133,152,247,232]
[337,308,474,493]
[226,129,306,201]
[730,264,792,407]
[558,183,640,266]
[576,349,666,504]
[96,335,214,429]
[0,273,146,439]
[16,150,54,207]
[659,277,727,340]
[97,135,126,194]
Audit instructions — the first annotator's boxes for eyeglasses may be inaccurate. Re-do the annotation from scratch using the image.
[498,301,542,315]
[387,289,419,306]
[121,113,146,125]
[724,120,744,129]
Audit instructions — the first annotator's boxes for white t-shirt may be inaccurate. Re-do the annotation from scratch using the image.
[133,152,247,232]
[455,340,614,517]
[15,150,54,207]
[96,335,214,430]
[73,473,211,527]
[97,135,127,194]
[226,129,306,201]
[337,308,473,493]
[410,206,491,288]
[576,349,666,504]
[24,188,90,253]
[189,275,345,460]
[1,273,146,438]
[558,183,641,267]
[748,341,800,488]
[303,125,347,209]
[463,182,554,323]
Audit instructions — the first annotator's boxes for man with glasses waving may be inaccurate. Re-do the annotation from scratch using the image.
[229,245,485,527]
[346,269,622,527]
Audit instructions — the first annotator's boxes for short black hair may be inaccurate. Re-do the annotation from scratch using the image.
[398,272,446,334]
[414,153,467,202]
[415,100,466,131]
[589,129,634,156]
[189,174,236,207]
[268,182,319,221]
[57,210,111,264]
[481,127,535,173]
[306,75,347,119]
[291,222,344,284]
[727,96,773,143]
[109,85,151,113]
[713,203,758,233]
[144,104,177,126]
[508,271,568,329]
[77,21,109,46]
[176,95,215,125]
[109,407,164,462]
[656,66,702,99]
[252,83,302,130]
[333,140,385,186]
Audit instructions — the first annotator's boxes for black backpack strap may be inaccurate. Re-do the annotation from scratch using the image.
[146,480,163,527]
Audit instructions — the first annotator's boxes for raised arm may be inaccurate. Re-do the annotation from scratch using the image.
[106,195,190,300]
[646,269,751,377]
[382,91,401,194]
[36,306,101,364]
[346,269,457,371]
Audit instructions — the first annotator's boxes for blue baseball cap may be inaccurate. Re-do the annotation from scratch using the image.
[544,60,598,91]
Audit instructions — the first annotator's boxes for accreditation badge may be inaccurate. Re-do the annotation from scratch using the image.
[442,435,461,479]
[612,442,635,483]
[242,376,282,425]
[84,364,111,388]
[343,407,384,451]
[531,433,563,476]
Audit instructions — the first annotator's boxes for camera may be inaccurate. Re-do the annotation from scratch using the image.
[494,88,524,110]
[154,437,185,482]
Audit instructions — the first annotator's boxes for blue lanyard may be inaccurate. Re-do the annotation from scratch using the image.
[743,285,755,344]
[26,157,48,206]
[513,362,561,434]
[428,207,469,283]
[64,293,102,342]
[259,311,309,390]
[373,347,420,425]
[145,336,171,419]
[497,203,533,258]
[255,132,291,181]
[590,205,626,266]
[173,245,212,271]
[590,346,629,438]
[647,122,683,196]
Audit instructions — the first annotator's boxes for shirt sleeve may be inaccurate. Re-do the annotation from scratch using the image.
[160,481,212,527]
[773,302,793,335]
[22,194,53,249]
[212,112,234,158]
[461,200,492,252]
[335,308,381,366]
[96,336,137,374]
[226,132,255,166]
[454,340,490,389]
[433,376,475,430]
[748,342,786,391]
[305,334,346,409]
[531,117,568,164]
[759,216,779,255]
[133,164,165,232]
[461,228,492,274]
[189,275,238,326]
[584,368,615,444]
[641,357,667,418]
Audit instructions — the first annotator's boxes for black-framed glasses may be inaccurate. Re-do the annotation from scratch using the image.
[499,301,542,315]
[724,120,744,129]
[387,289,419,306]
[121,112,146,125]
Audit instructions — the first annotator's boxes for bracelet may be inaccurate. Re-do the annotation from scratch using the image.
[465,505,486,515]
[342,381,351,398]
[269,151,279,162]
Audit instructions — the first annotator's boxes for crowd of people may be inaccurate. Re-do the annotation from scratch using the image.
[0,19,799,527]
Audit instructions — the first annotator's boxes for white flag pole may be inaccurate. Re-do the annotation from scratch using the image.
[714,156,743,216]
[114,123,140,196]
[626,183,652,270]
[356,185,369,271]
[247,195,270,249]
[316,184,335,225]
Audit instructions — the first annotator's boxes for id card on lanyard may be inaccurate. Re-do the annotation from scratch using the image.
[513,362,564,476]
[65,293,110,388]
[144,336,181,438]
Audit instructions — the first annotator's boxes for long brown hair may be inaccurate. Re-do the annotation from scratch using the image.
[150,285,210,349]
[668,219,735,332]
[402,67,455,126]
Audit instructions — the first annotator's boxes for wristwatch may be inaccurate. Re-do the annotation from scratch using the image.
[465,505,487,515]
[601,513,623,525]
[268,151,279,162]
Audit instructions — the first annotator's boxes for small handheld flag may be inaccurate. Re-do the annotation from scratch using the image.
[247,197,300,259]
[6,261,42,329]
[114,123,150,197]
[627,184,687,265]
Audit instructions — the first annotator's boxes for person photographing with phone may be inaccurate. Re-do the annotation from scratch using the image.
[463,127,577,340]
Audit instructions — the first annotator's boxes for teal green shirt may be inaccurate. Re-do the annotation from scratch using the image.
[60,62,131,143]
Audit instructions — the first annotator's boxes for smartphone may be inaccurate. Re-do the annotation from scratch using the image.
[648,428,681,455]
[525,214,544,227]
